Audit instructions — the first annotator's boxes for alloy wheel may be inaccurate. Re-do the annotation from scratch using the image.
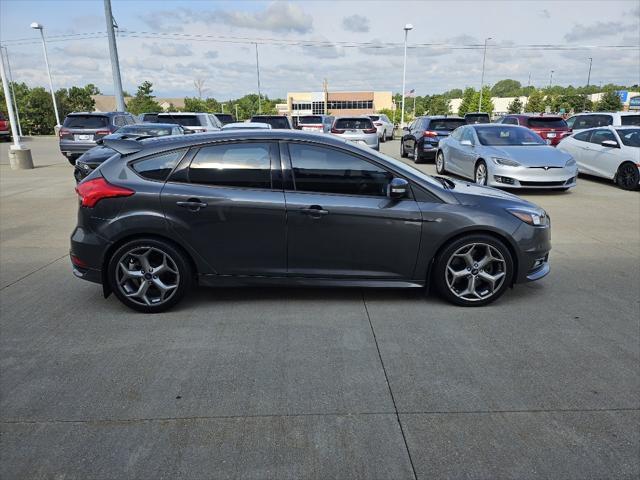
[475,163,487,185]
[115,246,180,306]
[414,145,419,162]
[436,152,445,173]
[617,163,639,190]
[445,243,506,302]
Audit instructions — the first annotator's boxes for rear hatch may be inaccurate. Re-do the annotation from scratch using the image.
[424,118,467,142]
[60,115,111,143]
[297,115,324,132]
[157,114,207,132]
[331,118,377,141]
[526,117,570,144]
[465,113,490,124]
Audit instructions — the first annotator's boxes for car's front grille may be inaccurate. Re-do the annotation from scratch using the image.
[519,180,565,187]
[528,166,562,170]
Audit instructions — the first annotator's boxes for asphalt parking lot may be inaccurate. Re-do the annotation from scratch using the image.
[1,136,638,479]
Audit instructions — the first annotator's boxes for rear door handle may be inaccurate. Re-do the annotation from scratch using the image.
[176,199,208,211]
[301,205,329,217]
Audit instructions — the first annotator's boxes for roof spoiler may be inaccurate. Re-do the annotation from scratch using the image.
[102,138,144,155]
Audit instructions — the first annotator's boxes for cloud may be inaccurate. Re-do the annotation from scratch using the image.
[143,42,193,57]
[56,42,107,59]
[564,21,637,42]
[538,9,551,19]
[301,37,345,59]
[211,2,313,33]
[342,14,370,33]
[140,11,184,32]
[204,50,219,59]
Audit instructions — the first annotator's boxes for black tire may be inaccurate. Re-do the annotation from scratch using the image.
[386,130,393,141]
[108,238,192,313]
[615,162,640,191]
[474,160,488,185]
[400,140,408,158]
[432,234,514,307]
[380,132,386,143]
[413,144,422,163]
[436,151,446,174]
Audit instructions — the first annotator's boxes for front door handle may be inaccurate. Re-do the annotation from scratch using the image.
[301,205,329,217]
[176,199,208,211]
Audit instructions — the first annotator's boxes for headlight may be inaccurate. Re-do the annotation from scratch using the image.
[492,156,520,167]
[507,207,548,226]
[565,158,576,167]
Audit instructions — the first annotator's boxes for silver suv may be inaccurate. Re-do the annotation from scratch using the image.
[156,112,222,133]
[330,116,379,150]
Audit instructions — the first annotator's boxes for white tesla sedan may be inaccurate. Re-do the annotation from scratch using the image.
[557,126,640,190]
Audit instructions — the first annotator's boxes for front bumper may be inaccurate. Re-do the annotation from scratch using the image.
[512,221,552,284]
[488,164,578,189]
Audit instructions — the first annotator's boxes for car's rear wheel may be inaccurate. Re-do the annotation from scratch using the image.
[615,162,639,190]
[433,235,514,307]
[380,131,386,143]
[400,141,408,158]
[474,160,488,185]
[108,238,192,313]
[436,151,446,174]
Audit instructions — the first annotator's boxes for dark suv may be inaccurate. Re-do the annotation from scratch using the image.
[250,115,292,129]
[71,130,552,313]
[465,113,491,124]
[59,112,135,164]
[401,116,466,162]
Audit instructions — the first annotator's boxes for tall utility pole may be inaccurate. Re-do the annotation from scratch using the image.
[1,46,22,137]
[31,22,60,126]
[323,78,328,114]
[400,23,413,127]
[549,70,554,89]
[478,37,492,112]
[255,43,262,114]
[583,57,593,111]
[235,104,239,120]
[104,0,125,111]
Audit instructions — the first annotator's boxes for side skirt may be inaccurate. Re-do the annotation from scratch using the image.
[198,274,425,289]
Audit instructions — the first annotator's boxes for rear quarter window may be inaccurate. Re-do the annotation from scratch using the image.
[621,115,640,126]
[131,149,186,181]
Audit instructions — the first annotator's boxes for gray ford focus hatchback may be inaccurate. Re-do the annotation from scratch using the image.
[71,130,551,313]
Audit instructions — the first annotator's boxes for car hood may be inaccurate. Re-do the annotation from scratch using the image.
[451,179,539,209]
[484,145,571,167]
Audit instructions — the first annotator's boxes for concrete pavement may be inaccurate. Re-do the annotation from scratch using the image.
[0,137,638,479]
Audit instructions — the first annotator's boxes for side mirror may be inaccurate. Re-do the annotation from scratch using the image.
[388,178,409,199]
[601,140,619,148]
[460,139,473,147]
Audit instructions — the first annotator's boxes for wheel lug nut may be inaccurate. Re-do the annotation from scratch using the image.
[153,275,157,279]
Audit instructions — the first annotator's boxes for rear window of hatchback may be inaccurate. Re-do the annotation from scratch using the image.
[63,115,109,128]
[334,118,374,130]
[527,117,568,129]
[621,115,640,126]
[298,116,323,124]
[157,115,201,127]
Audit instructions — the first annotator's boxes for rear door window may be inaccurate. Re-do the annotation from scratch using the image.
[573,130,592,142]
[188,142,274,189]
[132,149,186,181]
[571,115,612,129]
[527,117,568,129]
[621,115,640,126]
[334,118,374,130]
[63,115,109,129]
[589,129,617,145]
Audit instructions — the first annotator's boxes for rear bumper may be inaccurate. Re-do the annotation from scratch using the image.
[70,226,110,285]
[60,141,97,157]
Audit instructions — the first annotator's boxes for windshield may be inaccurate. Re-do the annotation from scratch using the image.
[476,126,546,146]
[430,119,466,131]
[251,116,290,129]
[157,115,200,126]
[616,129,640,147]
[527,117,568,129]
[63,115,109,129]
[299,116,323,124]
[334,118,374,130]
[117,125,173,136]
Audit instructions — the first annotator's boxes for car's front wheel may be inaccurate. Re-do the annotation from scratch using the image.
[413,145,422,163]
[616,162,639,190]
[436,151,446,174]
[474,160,488,185]
[108,238,192,313]
[433,235,514,306]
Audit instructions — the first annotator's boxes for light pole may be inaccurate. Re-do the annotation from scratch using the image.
[400,23,413,127]
[549,70,554,89]
[235,103,239,121]
[31,22,60,126]
[103,0,125,112]
[583,57,592,111]
[478,37,492,113]
[255,43,262,114]
[1,46,22,137]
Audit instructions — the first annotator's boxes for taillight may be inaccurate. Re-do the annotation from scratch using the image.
[59,128,71,138]
[363,127,377,134]
[70,253,88,268]
[331,128,345,134]
[94,130,111,136]
[423,130,438,137]
[75,176,134,208]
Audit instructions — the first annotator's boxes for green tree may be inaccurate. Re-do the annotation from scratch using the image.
[22,87,56,135]
[507,97,523,114]
[428,95,451,115]
[474,86,494,114]
[491,79,522,97]
[378,108,399,124]
[442,88,463,98]
[126,81,162,115]
[596,90,623,112]
[525,89,546,113]
[457,87,476,116]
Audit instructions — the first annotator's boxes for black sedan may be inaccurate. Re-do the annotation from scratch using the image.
[400,116,466,163]
[73,123,185,182]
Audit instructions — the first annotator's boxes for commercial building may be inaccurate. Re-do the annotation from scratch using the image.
[286,91,393,121]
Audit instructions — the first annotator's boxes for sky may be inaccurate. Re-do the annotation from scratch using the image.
[1,0,639,100]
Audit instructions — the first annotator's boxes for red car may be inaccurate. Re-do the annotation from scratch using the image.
[0,112,10,141]
[498,114,571,146]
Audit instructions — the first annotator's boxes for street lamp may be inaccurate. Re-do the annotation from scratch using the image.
[400,23,413,127]
[583,58,593,112]
[478,37,492,112]
[31,22,61,126]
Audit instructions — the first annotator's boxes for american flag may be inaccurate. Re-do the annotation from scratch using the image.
[405,88,416,98]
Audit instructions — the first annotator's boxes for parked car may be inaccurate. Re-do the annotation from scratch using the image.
[330,116,379,150]
[436,124,577,190]
[565,112,640,130]
[295,115,334,133]
[59,112,136,164]
[0,112,10,141]
[138,113,159,123]
[156,112,222,133]
[71,130,551,312]
[74,123,185,182]
[557,126,640,190]
[400,116,466,162]
[250,115,292,129]
[497,114,571,146]
[222,122,272,130]
[465,112,491,124]
[369,114,394,142]
[212,113,235,125]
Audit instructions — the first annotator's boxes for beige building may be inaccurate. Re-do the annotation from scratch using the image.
[91,95,185,112]
[286,90,393,120]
